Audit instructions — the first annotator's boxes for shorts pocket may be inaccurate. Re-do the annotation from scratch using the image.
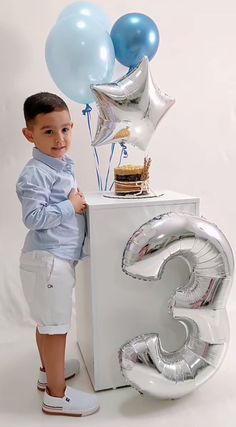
[45,257,75,325]
[45,256,55,285]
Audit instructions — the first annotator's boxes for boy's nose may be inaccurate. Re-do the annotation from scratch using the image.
[55,134,64,145]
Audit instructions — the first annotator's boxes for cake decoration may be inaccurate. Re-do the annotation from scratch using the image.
[114,157,151,196]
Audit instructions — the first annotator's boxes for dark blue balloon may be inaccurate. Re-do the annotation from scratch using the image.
[111,13,159,68]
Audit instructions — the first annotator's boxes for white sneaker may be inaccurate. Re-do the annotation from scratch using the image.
[37,359,80,391]
[42,386,99,416]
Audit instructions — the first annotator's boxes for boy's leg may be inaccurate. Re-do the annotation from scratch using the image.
[36,327,45,369]
[37,329,67,397]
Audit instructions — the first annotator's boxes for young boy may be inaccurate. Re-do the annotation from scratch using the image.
[16,92,99,416]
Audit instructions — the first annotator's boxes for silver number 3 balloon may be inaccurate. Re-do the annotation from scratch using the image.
[119,212,234,399]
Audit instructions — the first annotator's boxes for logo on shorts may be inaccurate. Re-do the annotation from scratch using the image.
[47,284,53,288]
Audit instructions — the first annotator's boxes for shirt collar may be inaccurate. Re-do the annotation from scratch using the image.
[32,147,74,172]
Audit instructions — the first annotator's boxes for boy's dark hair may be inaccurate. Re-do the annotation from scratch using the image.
[24,92,69,126]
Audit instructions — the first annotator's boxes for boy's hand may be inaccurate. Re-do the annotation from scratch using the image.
[68,188,87,214]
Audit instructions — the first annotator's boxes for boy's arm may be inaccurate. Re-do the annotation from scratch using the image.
[16,167,74,230]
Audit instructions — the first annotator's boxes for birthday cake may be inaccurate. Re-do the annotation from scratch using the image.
[114,158,151,196]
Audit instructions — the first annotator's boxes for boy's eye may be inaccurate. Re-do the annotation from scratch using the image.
[62,127,70,133]
[45,130,53,135]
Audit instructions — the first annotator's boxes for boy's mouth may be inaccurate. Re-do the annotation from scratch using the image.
[52,146,66,151]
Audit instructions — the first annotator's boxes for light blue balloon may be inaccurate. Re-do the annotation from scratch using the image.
[45,15,115,105]
[57,1,111,31]
[111,13,160,68]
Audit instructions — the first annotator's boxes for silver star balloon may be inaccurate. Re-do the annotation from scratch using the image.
[90,57,175,151]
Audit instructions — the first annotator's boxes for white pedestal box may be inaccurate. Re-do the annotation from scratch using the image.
[75,190,199,391]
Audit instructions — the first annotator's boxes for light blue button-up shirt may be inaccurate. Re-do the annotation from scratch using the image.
[16,147,85,262]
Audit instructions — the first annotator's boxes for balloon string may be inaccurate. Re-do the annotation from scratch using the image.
[109,143,128,191]
[104,143,116,191]
[82,104,103,191]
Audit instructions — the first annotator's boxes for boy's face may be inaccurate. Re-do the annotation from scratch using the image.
[23,109,73,159]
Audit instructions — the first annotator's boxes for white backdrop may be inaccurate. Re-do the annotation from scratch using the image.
[1,0,236,332]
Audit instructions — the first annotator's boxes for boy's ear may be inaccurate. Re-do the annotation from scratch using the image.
[22,127,34,144]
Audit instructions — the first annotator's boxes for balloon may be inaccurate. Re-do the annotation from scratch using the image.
[111,13,160,68]
[57,1,111,31]
[119,212,234,399]
[91,57,175,151]
[45,15,115,104]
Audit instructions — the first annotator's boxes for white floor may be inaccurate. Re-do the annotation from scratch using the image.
[1,310,236,427]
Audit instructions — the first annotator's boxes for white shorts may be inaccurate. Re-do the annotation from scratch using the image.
[19,250,76,335]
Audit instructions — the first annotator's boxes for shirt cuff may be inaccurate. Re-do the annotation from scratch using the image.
[58,200,75,220]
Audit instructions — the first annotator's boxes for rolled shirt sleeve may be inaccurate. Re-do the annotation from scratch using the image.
[16,167,75,230]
